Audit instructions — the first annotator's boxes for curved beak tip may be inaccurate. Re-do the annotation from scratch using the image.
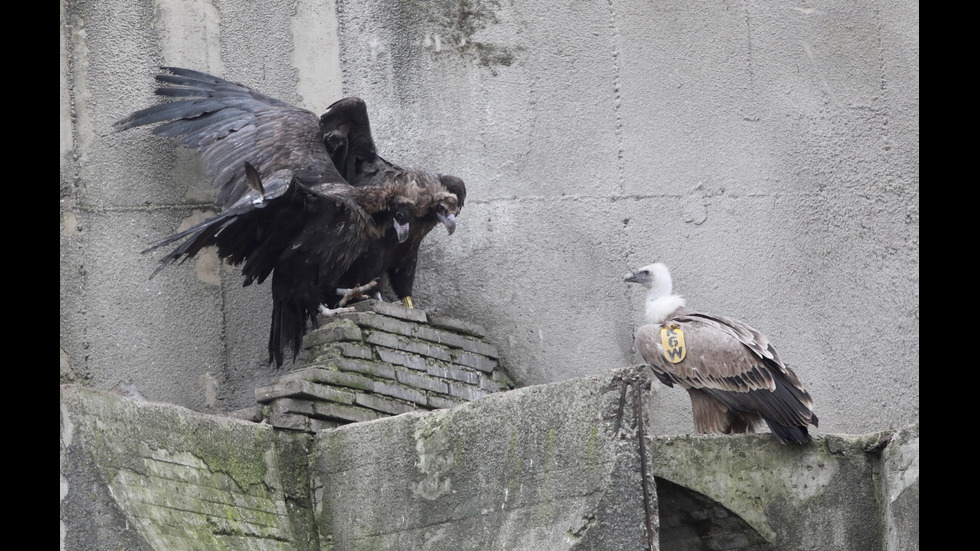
[439,213,457,235]
[394,220,410,243]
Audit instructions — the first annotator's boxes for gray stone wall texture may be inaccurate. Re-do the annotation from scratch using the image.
[60,0,918,440]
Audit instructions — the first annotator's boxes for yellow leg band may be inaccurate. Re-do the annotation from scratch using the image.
[403,296,414,309]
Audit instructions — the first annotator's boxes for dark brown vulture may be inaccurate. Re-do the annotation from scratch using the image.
[114,67,461,367]
[318,97,465,308]
[142,163,419,367]
[625,263,819,444]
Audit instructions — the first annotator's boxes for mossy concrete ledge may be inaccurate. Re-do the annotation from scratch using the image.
[314,365,657,551]
[60,384,317,551]
[647,422,920,551]
[61,375,918,551]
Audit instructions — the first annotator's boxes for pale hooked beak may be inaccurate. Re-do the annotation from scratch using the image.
[393,219,410,243]
[438,212,457,235]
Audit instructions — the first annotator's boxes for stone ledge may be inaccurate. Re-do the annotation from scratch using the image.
[260,302,513,433]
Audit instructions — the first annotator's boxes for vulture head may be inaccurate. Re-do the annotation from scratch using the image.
[624,262,674,296]
[625,263,686,324]
[436,175,466,234]
[387,195,415,243]
[431,190,461,235]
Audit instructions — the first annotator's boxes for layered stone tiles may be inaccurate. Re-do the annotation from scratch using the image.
[254,300,513,432]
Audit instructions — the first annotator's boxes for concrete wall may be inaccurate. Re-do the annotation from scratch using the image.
[60,0,919,440]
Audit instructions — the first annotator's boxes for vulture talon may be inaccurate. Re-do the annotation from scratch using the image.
[318,304,356,317]
[337,279,379,307]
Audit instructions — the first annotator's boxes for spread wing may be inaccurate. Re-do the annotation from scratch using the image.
[143,165,384,366]
[115,66,343,208]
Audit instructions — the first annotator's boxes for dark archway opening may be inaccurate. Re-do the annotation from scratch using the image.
[655,477,776,551]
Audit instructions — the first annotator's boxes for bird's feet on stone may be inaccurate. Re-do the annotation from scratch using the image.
[337,279,380,307]
[400,296,415,309]
[318,304,356,317]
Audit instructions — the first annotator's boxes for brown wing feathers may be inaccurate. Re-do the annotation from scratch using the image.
[627,263,818,444]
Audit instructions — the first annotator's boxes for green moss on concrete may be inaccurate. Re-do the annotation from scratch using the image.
[187,427,272,495]
[650,432,884,548]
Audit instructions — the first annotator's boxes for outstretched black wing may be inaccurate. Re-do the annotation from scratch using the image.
[144,165,385,367]
[115,67,343,208]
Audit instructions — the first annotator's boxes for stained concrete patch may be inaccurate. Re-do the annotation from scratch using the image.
[314,366,656,551]
[60,384,316,551]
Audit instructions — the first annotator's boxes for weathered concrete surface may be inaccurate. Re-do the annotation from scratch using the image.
[61,373,918,550]
[60,385,318,551]
[61,0,919,447]
[314,366,657,551]
[882,423,919,551]
[648,424,919,551]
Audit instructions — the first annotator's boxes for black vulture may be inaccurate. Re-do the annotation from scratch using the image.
[625,263,819,444]
[142,163,420,367]
[318,97,465,308]
[114,67,458,366]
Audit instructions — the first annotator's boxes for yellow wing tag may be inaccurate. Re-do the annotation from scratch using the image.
[660,325,686,363]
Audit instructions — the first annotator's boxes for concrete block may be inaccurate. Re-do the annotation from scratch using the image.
[314,366,656,550]
[375,346,429,371]
[355,393,418,416]
[303,319,363,348]
[424,394,468,410]
[648,431,892,550]
[394,369,450,394]
[311,342,375,361]
[882,422,919,551]
[61,384,316,551]
[426,362,481,385]
[349,312,499,358]
[255,378,357,405]
[313,402,385,425]
[371,380,428,406]
[444,381,487,402]
[427,312,487,338]
[365,331,453,362]
[325,357,397,381]
[278,367,375,393]
[351,299,428,323]
[452,349,499,373]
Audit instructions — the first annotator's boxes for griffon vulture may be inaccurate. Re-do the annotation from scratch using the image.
[319,97,465,308]
[625,263,819,444]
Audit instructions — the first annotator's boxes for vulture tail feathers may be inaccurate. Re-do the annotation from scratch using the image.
[269,300,284,368]
[763,419,813,445]
[268,297,308,368]
[264,299,326,367]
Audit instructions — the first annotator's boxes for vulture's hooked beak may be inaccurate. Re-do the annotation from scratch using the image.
[438,212,457,235]
[393,219,410,243]
[624,269,652,286]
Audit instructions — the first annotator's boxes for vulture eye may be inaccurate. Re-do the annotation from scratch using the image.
[395,211,408,221]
